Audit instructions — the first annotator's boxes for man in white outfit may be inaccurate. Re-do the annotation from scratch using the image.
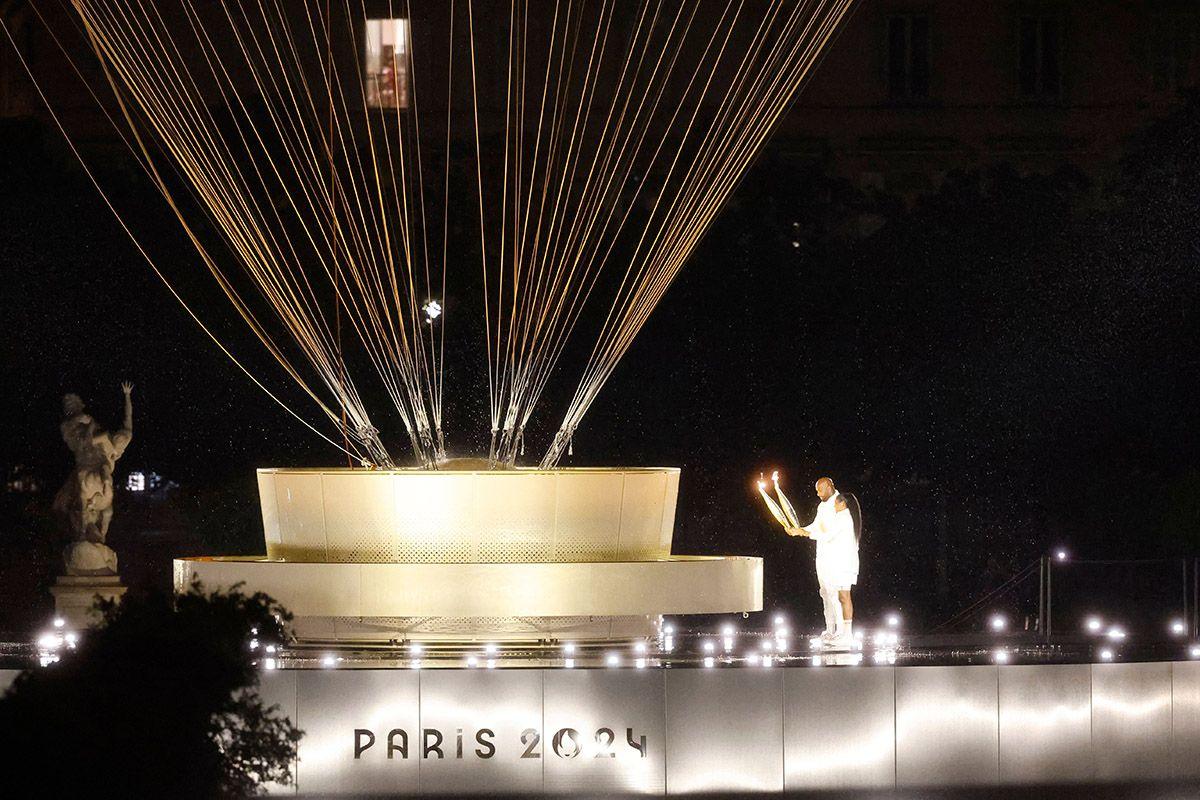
[787,476,846,643]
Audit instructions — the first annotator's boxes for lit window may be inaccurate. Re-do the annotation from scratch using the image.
[364,18,409,109]
[1018,14,1064,100]
[885,14,931,100]
[127,471,146,492]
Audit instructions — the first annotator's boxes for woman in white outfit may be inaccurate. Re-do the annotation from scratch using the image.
[827,493,861,642]
[792,487,861,646]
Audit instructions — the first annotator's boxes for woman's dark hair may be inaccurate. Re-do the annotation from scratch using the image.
[838,492,863,544]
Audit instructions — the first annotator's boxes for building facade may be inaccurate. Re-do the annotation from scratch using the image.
[1,1,1196,195]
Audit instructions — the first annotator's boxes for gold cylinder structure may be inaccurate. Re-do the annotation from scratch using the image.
[176,467,762,642]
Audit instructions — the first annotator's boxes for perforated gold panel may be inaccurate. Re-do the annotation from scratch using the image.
[258,468,680,564]
[321,472,397,562]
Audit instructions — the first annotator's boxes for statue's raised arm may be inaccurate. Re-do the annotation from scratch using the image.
[112,382,133,458]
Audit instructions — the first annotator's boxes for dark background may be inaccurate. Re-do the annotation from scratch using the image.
[2,0,1199,638]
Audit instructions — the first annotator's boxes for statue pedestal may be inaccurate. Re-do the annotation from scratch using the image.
[49,576,126,628]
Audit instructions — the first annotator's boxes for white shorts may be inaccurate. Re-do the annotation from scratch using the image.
[816,558,858,591]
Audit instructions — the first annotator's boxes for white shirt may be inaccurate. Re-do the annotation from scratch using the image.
[804,492,841,558]
[824,508,859,575]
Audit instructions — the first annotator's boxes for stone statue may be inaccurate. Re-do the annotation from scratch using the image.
[52,382,133,576]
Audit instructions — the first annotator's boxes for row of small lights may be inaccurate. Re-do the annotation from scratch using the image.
[300,612,907,671]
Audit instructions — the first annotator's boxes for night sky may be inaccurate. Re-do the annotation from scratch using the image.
[2,3,1199,635]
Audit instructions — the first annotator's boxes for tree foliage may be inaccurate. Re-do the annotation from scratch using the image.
[0,582,301,798]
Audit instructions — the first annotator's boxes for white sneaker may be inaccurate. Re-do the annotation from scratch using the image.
[826,633,853,651]
[819,630,837,644]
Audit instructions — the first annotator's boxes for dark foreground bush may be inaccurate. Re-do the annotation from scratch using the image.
[0,582,301,798]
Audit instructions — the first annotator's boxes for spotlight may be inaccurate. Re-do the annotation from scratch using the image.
[773,614,786,626]
[606,653,620,668]
[485,643,499,655]
[264,658,277,670]
[410,660,422,670]
[886,613,901,628]
[747,653,761,666]
[663,624,675,635]
[702,640,716,653]
[52,618,65,629]
[1106,627,1126,641]
[762,655,773,668]
[466,656,479,668]
[1085,617,1103,633]
[265,645,276,654]
[409,642,424,656]
[486,659,496,669]
[994,649,1009,664]
[321,654,336,668]
[635,658,646,669]
[36,633,62,650]
[422,299,443,321]
[1099,648,1114,661]
[634,642,648,654]
[1190,645,1200,660]
[722,624,735,636]
[703,656,715,668]
[563,642,576,655]
[809,637,824,651]
[989,614,1007,632]
[760,639,774,651]
[564,658,575,669]
[887,631,899,646]
[1171,620,1187,637]
[1054,549,1068,562]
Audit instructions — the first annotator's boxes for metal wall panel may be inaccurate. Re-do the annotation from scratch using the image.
[257,471,280,545]
[784,666,896,790]
[998,664,1092,784]
[273,472,326,560]
[896,665,998,787]
[666,668,783,794]
[417,669,544,795]
[1092,662,1173,781]
[1173,661,1200,779]
[295,669,419,796]
[545,669,666,794]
